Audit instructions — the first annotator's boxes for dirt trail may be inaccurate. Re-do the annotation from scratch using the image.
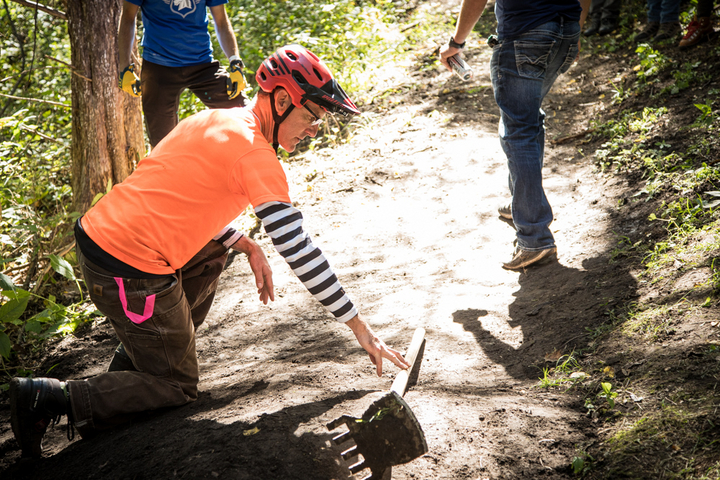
[0,38,638,480]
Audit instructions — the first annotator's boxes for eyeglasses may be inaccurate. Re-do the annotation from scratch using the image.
[304,105,324,127]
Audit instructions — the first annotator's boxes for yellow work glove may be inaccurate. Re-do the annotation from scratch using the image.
[226,58,247,100]
[119,64,141,97]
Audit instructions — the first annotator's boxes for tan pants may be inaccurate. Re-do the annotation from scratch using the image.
[69,241,228,436]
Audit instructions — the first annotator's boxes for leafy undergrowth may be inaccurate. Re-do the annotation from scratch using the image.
[537,3,720,478]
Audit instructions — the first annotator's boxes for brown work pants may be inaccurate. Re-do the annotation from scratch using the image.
[141,59,246,147]
[68,241,228,436]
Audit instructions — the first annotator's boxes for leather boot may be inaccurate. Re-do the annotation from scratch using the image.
[679,17,713,48]
[10,377,71,458]
[583,16,601,36]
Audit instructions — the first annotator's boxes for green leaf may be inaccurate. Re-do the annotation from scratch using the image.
[0,296,30,325]
[572,456,585,474]
[0,331,11,359]
[2,289,31,300]
[0,272,15,292]
[49,254,76,281]
[25,320,43,333]
[29,309,53,323]
[90,192,104,207]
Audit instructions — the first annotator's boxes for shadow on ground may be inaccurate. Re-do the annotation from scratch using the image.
[3,385,375,480]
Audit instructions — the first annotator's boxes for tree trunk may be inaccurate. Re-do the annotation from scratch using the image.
[66,0,144,213]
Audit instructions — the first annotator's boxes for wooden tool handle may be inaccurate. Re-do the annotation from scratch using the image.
[390,327,426,397]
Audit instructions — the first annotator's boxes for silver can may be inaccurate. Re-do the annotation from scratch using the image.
[448,54,473,81]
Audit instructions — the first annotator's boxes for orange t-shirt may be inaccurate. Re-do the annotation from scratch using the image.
[82,108,290,274]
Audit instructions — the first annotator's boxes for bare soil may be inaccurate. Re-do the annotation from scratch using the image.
[2,15,720,480]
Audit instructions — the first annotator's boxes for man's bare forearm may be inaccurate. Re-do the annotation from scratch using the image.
[117,2,139,70]
[452,0,489,44]
[209,5,240,60]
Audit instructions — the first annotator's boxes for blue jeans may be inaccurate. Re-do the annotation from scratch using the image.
[646,0,680,23]
[490,17,580,251]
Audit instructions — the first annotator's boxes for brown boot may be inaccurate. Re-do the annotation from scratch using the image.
[679,17,713,48]
[653,22,682,42]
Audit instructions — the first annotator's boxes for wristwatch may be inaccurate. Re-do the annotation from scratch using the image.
[448,36,466,49]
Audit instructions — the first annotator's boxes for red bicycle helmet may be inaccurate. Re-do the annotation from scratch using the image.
[256,44,360,116]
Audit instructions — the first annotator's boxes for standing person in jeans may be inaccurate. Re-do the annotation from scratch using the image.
[118,0,248,148]
[633,0,682,42]
[440,0,590,270]
[9,45,410,458]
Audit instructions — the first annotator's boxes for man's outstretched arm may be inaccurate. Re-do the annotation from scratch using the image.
[254,201,409,376]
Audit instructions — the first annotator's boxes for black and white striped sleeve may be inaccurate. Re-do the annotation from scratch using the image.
[254,201,358,323]
[213,226,244,249]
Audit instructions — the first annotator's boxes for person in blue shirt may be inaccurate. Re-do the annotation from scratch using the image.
[440,0,590,270]
[118,0,248,147]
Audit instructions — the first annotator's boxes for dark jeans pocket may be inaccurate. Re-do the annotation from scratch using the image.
[558,41,580,75]
[514,41,556,79]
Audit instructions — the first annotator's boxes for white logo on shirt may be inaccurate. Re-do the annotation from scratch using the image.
[163,0,201,19]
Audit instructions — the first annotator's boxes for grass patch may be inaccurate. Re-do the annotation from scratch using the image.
[600,399,720,479]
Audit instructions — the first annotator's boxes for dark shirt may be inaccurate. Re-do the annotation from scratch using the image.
[75,218,167,279]
[496,0,583,40]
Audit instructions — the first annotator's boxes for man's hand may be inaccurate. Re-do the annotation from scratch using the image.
[119,64,141,97]
[345,315,411,377]
[231,236,274,304]
[439,44,462,72]
[226,59,247,100]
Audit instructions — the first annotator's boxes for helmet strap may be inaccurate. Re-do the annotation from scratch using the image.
[270,89,295,152]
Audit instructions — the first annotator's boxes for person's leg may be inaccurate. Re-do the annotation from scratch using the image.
[72,241,227,435]
[106,241,228,372]
[178,240,229,329]
[598,0,621,34]
[654,0,682,40]
[10,246,206,453]
[647,0,663,22]
[588,0,604,18]
[141,60,186,147]
[491,20,579,254]
[697,0,714,18]
[659,0,681,23]
[584,0,604,35]
[186,61,247,110]
[68,249,198,435]
[602,0,622,20]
